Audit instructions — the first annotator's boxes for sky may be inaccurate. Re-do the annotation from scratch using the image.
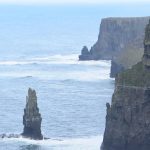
[0,0,150,5]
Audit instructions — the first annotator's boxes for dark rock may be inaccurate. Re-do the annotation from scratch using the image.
[0,134,21,139]
[0,134,6,138]
[143,20,150,69]
[79,45,102,60]
[7,134,20,138]
[102,19,150,150]
[81,46,89,55]
[110,60,124,78]
[102,86,150,150]
[79,46,92,60]
[22,88,43,140]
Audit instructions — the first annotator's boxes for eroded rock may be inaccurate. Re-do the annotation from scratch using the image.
[22,88,43,140]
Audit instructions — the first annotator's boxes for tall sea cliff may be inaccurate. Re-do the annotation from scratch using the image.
[79,17,150,77]
[101,20,150,150]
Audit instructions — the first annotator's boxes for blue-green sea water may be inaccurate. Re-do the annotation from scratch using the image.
[0,4,149,150]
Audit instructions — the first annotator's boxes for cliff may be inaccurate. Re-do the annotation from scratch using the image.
[110,35,144,77]
[22,88,43,140]
[110,60,124,78]
[79,17,149,60]
[101,20,150,150]
[79,17,150,77]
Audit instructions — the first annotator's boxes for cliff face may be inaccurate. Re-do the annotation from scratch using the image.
[79,17,149,61]
[101,20,150,150]
[102,86,150,150]
[92,17,149,59]
[22,88,43,140]
[79,17,150,77]
[110,35,144,77]
[110,60,124,78]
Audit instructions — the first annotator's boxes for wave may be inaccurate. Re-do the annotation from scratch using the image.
[0,69,111,81]
[1,135,103,150]
[0,54,111,67]
[0,54,112,81]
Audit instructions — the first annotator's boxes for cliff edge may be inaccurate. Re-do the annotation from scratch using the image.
[101,20,150,150]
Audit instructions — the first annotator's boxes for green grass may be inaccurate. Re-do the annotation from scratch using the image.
[117,62,150,87]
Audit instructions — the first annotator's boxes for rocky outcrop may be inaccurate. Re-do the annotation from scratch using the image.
[101,20,150,150]
[79,46,92,60]
[22,88,43,140]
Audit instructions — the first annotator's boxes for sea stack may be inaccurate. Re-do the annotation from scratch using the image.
[79,46,91,60]
[101,20,150,150]
[143,20,150,69]
[22,88,43,140]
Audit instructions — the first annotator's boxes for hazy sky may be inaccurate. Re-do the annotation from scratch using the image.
[0,0,150,5]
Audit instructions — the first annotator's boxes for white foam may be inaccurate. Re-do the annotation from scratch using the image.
[0,54,112,81]
[0,68,111,81]
[1,135,103,150]
[0,54,111,66]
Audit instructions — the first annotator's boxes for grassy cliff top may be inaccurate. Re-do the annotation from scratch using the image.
[117,62,150,87]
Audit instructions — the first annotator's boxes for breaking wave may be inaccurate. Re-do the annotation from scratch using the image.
[0,54,110,67]
[1,135,103,150]
[0,54,111,81]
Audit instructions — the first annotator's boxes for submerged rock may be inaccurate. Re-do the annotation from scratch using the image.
[101,20,150,150]
[0,134,21,139]
[22,88,43,140]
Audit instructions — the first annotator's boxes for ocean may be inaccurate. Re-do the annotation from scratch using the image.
[0,4,148,150]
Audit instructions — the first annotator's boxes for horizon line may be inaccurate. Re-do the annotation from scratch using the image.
[0,1,150,6]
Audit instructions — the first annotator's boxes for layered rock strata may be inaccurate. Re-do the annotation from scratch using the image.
[22,88,43,140]
[101,20,150,150]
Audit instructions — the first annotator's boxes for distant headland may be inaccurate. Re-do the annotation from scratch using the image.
[79,17,150,77]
